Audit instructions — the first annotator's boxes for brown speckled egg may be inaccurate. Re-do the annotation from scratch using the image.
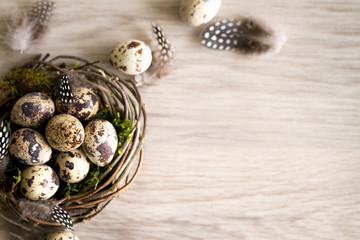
[110,40,152,75]
[11,92,55,128]
[179,0,222,26]
[9,128,52,165]
[46,229,79,240]
[45,114,85,152]
[55,149,90,183]
[56,87,99,121]
[20,165,59,200]
[82,119,118,167]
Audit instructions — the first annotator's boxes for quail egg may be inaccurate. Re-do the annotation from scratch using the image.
[46,229,79,240]
[56,87,99,121]
[82,119,118,167]
[45,114,85,152]
[11,92,55,128]
[9,128,52,165]
[55,149,90,183]
[179,0,222,26]
[110,40,152,75]
[20,165,59,200]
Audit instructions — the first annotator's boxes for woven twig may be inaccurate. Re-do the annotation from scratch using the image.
[0,54,146,231]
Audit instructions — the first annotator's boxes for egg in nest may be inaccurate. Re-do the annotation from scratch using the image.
[46,229,79,240]
[82,119,118,167]
[20,165,59,201]
[9,128,52,165]
[56,87,99,121]
[11,92,55,128]
[55,149,90,183]
[45,114,85,152]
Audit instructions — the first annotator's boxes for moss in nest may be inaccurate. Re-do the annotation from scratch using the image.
[12,166,22,189]
[0,67,52,99]
[63,163,105,196]
[112,112,132,154]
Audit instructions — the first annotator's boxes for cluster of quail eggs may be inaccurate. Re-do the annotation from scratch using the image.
[8,88,118,201]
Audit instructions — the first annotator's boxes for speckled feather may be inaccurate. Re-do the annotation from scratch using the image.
[0,120,10,160]
[28,0,55,26]
[50,206,74,231]
[200,18,286,55]
[152,23,174,65]
[59,75,74,104]
[135,23,175,84]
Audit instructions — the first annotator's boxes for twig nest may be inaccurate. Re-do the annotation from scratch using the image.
[10,92,55,128]
[56,87,99,121]
[46,229,79,240]
[179,0,222,26]
[45,114,85,152]
[55,149,90,183]
[20,165,59,201]
[9,128,52,165]
[82,119,118,167]
[110,40,152,75]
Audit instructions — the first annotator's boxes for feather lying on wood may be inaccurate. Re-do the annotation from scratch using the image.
[135,23,175,85]
[200,17,286,55]
[2,1,55,53]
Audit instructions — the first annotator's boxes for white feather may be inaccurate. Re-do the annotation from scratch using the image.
[2,11,38,53]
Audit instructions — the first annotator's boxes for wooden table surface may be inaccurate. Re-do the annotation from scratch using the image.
[0,0,359,239]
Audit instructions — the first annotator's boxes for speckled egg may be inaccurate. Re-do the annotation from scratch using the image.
[110,40,152,75]
[82,119,118,167]
[46,229,79,240]
[55,149,90,183]
[20,165,59,200]
[179,0,222,26]
[11,92,55,128]
[9,128,52,165]
[45,114,85,152]
[56,87,99,121]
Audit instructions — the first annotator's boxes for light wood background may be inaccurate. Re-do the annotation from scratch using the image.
[0,0,360,239]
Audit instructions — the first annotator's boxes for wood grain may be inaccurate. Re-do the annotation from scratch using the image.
[0,0,359,239]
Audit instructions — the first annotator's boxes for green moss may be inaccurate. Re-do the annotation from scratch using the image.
[112,112,132,154]
[12,166,21,186]
[1,67,52,98]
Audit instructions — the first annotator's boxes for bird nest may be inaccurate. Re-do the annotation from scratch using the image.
[0,54,146,233]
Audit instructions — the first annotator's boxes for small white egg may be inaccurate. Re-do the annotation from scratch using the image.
[55,149,90,183]
[82,119,118,167]
[46,230,79,240]
[21,165,59,201]
[179,0,222,26]
[110,40,152,75]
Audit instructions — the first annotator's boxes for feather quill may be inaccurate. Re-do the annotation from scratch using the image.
[135,23,175,84]
[200,17,286,55]
[2,1,55,53]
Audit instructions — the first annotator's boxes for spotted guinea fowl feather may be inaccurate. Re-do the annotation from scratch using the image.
[59,75,74,104]
[2,1,55,53]
[0,120,10,161]
[135,23,175,84]
[201,18,286,55]
[50,206,74,231]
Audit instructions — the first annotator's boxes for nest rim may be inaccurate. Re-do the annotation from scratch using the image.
[0,54,146,230]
